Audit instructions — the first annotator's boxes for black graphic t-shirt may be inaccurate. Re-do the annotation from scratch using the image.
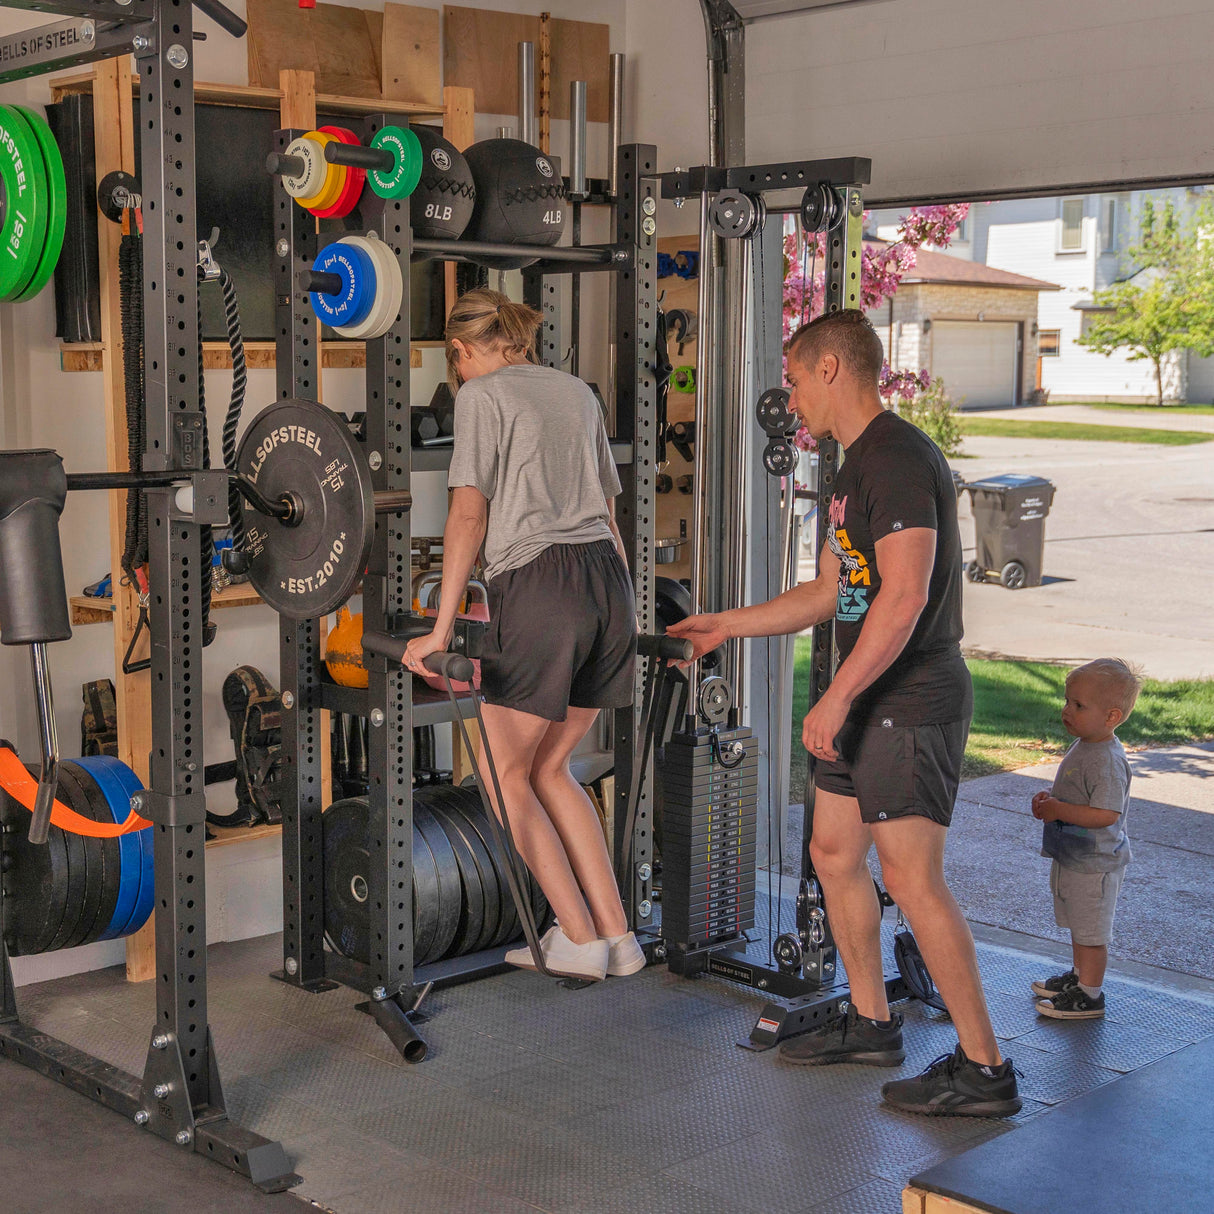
[824,410,971,726]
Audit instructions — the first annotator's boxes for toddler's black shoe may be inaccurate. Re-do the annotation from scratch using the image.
[1030,968,1078,999]
[1036,986,1105,1019]
[881,1044,1022,1117]
[777,1005,905,1067]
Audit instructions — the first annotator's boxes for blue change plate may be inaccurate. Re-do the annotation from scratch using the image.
[76,755,152,940]
[309,240,376,328]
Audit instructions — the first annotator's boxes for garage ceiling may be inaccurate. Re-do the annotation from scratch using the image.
[729,0,863,19]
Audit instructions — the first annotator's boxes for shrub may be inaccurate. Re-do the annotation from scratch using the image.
[899,377,963,457]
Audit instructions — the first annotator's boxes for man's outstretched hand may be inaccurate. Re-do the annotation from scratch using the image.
[664,613,728,665]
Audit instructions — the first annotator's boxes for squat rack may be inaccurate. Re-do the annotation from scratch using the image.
[0,0,300,1193]
[266,136,663,1051]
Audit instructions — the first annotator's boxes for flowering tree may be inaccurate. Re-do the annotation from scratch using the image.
[784,204,970,450]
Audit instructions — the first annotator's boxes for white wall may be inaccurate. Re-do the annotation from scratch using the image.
[744,0,1214,205]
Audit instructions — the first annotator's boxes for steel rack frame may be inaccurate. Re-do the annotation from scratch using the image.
[655,156,912,1049]
[0,0,298,1192]
[270,142,662,1051]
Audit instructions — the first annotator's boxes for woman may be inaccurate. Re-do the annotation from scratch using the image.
[402,288,642,982]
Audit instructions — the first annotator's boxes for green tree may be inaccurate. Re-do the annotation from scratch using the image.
[1076,197,1214,405]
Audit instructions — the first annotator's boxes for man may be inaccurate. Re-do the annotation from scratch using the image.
[667,310,1020,1116]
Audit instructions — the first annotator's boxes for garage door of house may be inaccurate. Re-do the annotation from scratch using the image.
[931,321,1019,409]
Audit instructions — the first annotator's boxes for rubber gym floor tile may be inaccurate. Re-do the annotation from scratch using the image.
[560,1026,747,1097]
[1104,991,1214,1040]
[252,1049,438,1117]
[455,1132,650,1211]
[1012,1018,1192,1073]
[344,1084,545,1166]
[306,1160,542,1214]
[982,985,1054,1041]
[404,1026,553,1089]
[220,1073,336,1145]
[1004,1041,1122,1106]
[286,1124,439,1207]
[668,1129,880,1212]
[208,1011,356,1077]
[803,1176,911,1214]
[553,1169,767,1214]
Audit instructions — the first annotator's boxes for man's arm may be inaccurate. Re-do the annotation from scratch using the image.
[666,542,841,659]
[802,527,933,759]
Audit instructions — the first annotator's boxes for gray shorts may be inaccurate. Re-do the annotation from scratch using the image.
[1051,860,1125,947]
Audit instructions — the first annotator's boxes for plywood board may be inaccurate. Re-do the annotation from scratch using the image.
[382,3,441,105]
[247,0,381,99]
[443,5,608,122]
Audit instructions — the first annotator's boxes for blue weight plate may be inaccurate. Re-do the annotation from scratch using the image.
[309,240,376,328]
[75,756,149,939]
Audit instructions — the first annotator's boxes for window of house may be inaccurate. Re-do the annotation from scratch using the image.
[954,213,970,243]
[1059,197,1085,251]
[1099,197,1118,252]
[1038,329,1061,356]
[1079,311,1105,337]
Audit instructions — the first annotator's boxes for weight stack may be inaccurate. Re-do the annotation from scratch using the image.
[660,726,758,970]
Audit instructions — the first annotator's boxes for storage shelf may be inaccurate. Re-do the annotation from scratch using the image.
[49,73,445,118]
[70,581,263,626]
[205,821,282,849]
[61,341,432,373]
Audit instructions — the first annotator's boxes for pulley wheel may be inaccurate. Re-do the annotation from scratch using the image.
[54,763,106,950]
[800,181,842,234]
[0,104,50,301]
[60,760,122,948]
[12,104,67,303]
[708,190,762,240]
[236,398,375,620]
[1,766,68,955]
[755,387,796,437]
[773,931,804,975]
[414,802,462,964]
[427,785,500,953]
[762,437,798,478]
[698,675,733,725]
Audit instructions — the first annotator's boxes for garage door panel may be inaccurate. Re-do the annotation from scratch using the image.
[932,321,1017,409]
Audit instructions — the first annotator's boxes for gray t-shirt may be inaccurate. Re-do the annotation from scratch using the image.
[1041,735,1132,873]
[447,364,622,581]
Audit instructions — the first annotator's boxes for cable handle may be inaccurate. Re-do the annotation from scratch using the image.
[360,630,474,683]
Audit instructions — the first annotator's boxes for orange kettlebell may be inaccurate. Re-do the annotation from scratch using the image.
[325,606,368,688]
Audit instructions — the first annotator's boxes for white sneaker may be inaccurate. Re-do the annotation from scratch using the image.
[603,931,646,977]
[504,924,609,981]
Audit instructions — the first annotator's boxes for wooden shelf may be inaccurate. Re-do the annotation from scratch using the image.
[49,72,444,118]
[70,582,264,626]
[61,341,429,373]
[205,821,283,849]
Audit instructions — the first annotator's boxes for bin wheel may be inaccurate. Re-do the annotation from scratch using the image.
[1000,561,1028,590]
[965,560,985,584]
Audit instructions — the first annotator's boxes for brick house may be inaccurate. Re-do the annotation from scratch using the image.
[865,244,1060,409]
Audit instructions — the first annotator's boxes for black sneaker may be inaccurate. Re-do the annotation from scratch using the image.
[881,1044,1022,1117]
[1030,968,1078,999]
[1036,985,1105,1020]
[777,1005,905,1067]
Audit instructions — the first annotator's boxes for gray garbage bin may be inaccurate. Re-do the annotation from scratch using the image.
[964,474,1055,589]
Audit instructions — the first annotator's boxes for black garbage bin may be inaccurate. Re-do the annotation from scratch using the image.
[964,474,1055,589]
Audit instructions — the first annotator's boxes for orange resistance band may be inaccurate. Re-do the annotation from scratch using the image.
[0,748,152,837]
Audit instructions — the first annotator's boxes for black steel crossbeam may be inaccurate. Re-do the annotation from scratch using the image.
[412,237,616,264]
[0,1021,142,1115]
[0,15,146,84]
[0,0,149,16]
[660,156,872,199]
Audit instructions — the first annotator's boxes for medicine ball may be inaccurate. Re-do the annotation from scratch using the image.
[463,138,568,267]
[411,126,476,243]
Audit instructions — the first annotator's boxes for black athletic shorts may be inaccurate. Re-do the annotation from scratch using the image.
[813,716,970,827]
[482,539,636,723]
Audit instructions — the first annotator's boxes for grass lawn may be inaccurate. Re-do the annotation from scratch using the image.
[788,645,1214,795]
[1084,402,1214,416]
[959,417,1213,445]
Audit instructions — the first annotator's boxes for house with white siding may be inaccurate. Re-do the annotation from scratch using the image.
[872,189,1214,403]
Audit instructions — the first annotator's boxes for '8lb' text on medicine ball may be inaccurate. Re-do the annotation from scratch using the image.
[463,138,567,267]
[411,126,476,243]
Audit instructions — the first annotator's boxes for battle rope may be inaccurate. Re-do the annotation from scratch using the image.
[218,267,248,551]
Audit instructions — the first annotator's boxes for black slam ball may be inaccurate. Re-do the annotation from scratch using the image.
[411,126,476,242]
[463,138,568,266]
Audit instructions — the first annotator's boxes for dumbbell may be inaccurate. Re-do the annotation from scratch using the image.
[428,383,456,436]
[411,408,440,446]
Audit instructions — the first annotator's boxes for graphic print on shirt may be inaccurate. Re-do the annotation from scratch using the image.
[826,492,872,623]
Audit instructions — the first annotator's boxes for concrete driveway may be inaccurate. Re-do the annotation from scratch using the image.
[955,417,1214,680]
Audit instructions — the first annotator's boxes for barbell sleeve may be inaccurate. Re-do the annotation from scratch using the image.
[193,0,248,39]
[324,142,396,172]
[265,152,307,179]
[298,269,345,296]
[636,634,695,663]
